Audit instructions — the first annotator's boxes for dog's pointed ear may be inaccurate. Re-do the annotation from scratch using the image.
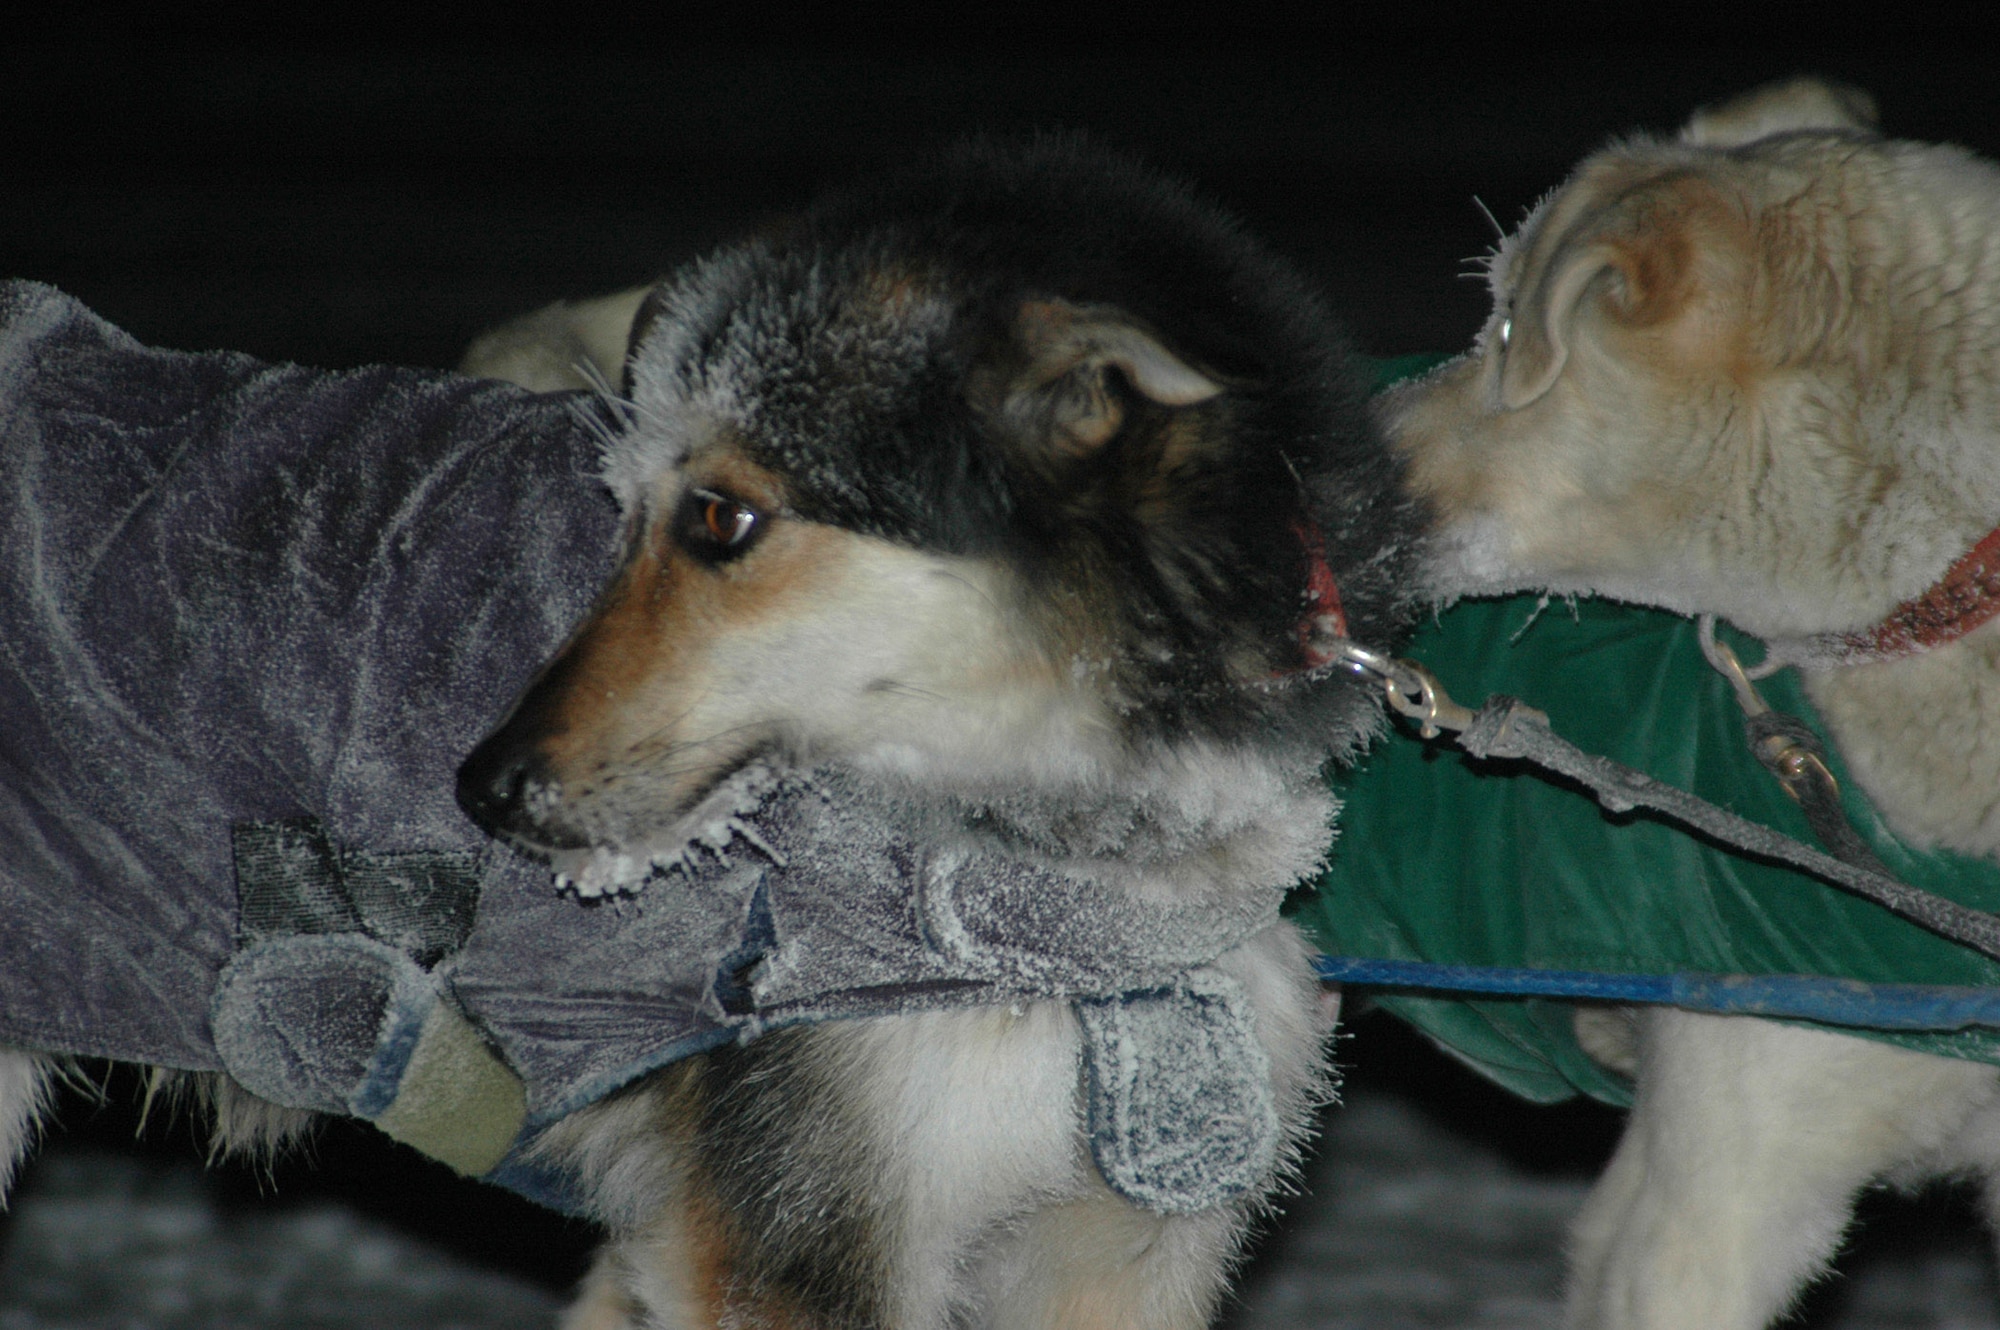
[977,299,1225,457]
[1495,233,1620,410]
[1679,76,1878,148]
[1498,177,1712,411]
[621,283,675,398]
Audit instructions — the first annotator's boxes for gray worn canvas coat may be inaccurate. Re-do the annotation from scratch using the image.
[0,282,1287,1215]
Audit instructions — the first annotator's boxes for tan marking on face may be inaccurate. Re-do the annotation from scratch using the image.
[500,439,1102,850]
[527,502,849,811]
[860,265,932,316]
[681,447,791,517]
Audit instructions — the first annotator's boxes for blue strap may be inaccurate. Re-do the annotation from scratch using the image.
[1316,955,2000,1032]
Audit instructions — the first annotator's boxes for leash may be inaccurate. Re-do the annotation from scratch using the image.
[1332,641,2000,964]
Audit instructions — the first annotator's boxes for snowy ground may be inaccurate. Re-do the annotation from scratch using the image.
[4,1015,1997,1329]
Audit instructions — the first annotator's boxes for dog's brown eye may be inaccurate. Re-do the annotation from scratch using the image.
[676,488,764,563]
[703,496,756,546]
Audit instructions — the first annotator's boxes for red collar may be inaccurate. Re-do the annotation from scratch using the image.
[1291,518,1349,671]
[1782,524,2000,667]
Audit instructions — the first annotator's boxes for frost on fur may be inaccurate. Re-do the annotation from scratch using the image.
[547,762,788,898]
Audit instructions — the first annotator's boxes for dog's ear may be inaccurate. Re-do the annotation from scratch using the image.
[1496,231,1621,410]
[1680,76,1879,148]
[621,284,675,398]
[975,299,1225,458]
[1498,176,1715,410]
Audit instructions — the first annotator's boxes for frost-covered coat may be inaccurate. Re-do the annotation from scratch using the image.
[0,282,1294,1212]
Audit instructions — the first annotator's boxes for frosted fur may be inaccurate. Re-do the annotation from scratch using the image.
[1386,81,2000,1329]
[610,249,958,518]
[546,761,786,898]
[0,1049,52,1199]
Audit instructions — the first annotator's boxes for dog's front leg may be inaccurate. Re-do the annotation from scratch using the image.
[979,1178,1248,1330]
[558,1250,649,1330]
[1566,1007,1995,1329]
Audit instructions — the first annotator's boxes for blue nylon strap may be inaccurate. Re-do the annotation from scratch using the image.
[1316,955,2000,1032]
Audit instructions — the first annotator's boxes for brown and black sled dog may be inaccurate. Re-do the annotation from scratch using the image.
[456,140,1425,1329]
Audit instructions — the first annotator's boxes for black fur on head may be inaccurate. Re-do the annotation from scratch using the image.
[619,136,1427,747]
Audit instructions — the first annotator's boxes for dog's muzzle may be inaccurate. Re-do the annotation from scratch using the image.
[456,737,587,850]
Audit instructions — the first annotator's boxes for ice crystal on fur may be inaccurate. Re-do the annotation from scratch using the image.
[548,762,786,898]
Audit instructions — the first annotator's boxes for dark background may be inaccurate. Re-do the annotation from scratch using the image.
[13,8,2000,372]
[7,3,2000,1309]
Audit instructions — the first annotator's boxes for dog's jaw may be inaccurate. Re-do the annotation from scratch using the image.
[543,759,786,898]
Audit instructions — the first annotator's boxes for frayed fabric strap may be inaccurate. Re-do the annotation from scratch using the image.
[217,820,528,1177]
[1076,969,1279,1214]
[1458,696,2000,962]
[212,934,527,1176]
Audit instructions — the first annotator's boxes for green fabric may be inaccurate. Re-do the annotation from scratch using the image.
[1367,351,1455,389]
[1284,354,2000,1106]
[1291,597,2000,1106]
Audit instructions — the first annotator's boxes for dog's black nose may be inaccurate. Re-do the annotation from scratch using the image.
[456,739,569,844]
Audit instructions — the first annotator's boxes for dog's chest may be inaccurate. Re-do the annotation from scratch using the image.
[1807,632,2000,858]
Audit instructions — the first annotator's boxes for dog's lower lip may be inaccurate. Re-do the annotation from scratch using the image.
[672,744,779,818]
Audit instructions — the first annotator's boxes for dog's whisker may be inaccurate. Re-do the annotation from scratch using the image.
[1471,194,1505,243]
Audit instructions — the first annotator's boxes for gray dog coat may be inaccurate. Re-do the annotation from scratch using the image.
[0,282,1290,1216]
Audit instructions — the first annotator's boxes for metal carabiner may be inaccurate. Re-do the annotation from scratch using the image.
[1334,642,1476,739]
[1698,615,1771,718]
[1698,614,1841,804]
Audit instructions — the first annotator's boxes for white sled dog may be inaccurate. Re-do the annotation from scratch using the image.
[1387,78,2000,1328]
[459,140,1423,1330]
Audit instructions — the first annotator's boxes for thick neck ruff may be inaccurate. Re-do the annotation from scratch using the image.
[1768,524,2000,669]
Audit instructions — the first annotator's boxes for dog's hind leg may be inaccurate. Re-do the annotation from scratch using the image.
[0,1047,53,1201]
[1566,1008,1996,1329]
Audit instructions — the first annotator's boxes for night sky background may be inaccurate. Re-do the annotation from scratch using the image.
[6,4,2000,1319]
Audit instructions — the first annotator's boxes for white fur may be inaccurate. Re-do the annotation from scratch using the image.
[0,1047,52,1200]
[534,920,1326,1330]
[1387,78,2000,1329]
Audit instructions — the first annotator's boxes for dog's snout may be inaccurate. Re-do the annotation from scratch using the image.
[456,734,580,847]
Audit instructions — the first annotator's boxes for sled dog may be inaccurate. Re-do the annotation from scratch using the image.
[1387,78,2000,1329]
[458,140,1424,1329]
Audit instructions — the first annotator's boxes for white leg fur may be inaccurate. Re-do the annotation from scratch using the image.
[1566,1009,2000,1329]
[0,1046,53,1202]
[557,1250,646,1330]
[977,1181,1245,1330]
